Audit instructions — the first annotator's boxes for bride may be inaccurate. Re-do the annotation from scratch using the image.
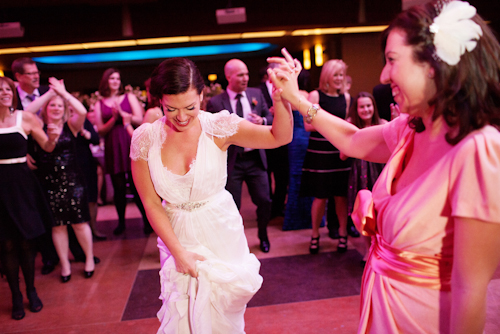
[130,57,294,333]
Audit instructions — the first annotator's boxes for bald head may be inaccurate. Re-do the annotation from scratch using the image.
[225,59,249,93]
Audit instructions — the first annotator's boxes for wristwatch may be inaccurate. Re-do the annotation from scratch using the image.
[305,104,320,124]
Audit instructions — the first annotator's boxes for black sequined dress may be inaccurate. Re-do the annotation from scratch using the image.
[33,122,90,226]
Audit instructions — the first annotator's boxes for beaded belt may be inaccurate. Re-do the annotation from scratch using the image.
[0,157,27,164]
[171,201,208,212]
[164,200,209,212]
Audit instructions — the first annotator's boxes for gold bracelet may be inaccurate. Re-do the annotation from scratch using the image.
[305,104,320,124]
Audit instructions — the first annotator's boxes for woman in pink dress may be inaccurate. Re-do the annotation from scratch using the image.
[93,68,151,235]
[267,1,500,332]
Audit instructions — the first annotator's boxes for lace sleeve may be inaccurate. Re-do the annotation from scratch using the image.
[130,123,153,161]
[199,110,243,138]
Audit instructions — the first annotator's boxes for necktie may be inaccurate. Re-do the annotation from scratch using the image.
[235,94,243,117]
[26,94,41,116]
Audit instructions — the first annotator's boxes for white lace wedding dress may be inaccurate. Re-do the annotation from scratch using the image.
[130,110,263,334]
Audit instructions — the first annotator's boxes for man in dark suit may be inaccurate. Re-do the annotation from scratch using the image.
[206,58,273,253]
[11,57,49,114]
[372,83,395,122]
[258,63,289,219]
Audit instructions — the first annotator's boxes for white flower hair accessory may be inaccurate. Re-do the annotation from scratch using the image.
[429,0,483,66]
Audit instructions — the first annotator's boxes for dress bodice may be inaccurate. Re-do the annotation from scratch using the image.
[100,94,132,125]
[131,110,262,334]
[0,111,27,160]
[131,110,241,205]
[35,123,78,171]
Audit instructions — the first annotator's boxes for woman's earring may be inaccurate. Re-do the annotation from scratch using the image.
[9,107,14,114]
[428,68,435,79]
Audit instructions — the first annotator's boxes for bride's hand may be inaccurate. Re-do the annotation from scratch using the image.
[267,48,302,107]
[174,250,206,278]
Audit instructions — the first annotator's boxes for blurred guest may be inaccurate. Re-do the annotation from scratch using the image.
[340,92,387,265]
[11,57,48,113]
[27,78,96,282]
[283,69,314,230]
[301,59,351,254]
[75,110,106,240]
[259,63,289,219]
[207,58,274,253]
[142,78,163,124]
[92,68,152,235]
[12,58,57,275]
[0,76,59,319]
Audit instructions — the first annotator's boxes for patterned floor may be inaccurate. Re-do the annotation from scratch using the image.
[1,187,499,334]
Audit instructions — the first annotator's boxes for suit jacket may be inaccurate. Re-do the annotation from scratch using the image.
[258,82,273,109]
[372,83,394,122]
[16,85,50,110]
[206,87,272,175]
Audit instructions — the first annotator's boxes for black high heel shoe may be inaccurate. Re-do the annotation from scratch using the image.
[309,236,320,254]
[337,235,348,253]
[27,289,43,313]
[61,274,71,283]
[84,270,94,278]
[11,294,25,320]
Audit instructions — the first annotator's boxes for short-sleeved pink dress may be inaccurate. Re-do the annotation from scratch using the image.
[353,114,500,333]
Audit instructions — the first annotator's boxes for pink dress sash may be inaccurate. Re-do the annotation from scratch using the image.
[352,189,452,291]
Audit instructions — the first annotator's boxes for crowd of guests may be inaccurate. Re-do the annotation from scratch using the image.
[1,2,499,333]
[0,45,426,322]
[0,51,387,322]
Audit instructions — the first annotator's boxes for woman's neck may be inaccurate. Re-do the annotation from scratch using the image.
[324,89,339,97]
[108,90,119,98]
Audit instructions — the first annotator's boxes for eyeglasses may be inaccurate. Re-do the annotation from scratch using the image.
[23,71,41,76]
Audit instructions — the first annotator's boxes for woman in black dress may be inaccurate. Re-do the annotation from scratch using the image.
[27,78,95,283]
[300,59,351,254]
[0,76,59,319]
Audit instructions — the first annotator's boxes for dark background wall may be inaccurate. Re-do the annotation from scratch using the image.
[0,0,498,97]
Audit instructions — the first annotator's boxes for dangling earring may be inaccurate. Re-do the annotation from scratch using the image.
[9,107,14,115]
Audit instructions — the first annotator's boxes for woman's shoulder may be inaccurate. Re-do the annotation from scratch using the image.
[455,125,500,156]
[198,110,242,138]
[20,110,39,127]
[130,120,161,161]
[449,126,500,223]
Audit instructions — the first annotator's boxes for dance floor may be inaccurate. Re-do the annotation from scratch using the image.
[1,185,499,334]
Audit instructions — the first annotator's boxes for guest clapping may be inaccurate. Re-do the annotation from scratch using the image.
[26,78,96,282]
[92,68,151,235]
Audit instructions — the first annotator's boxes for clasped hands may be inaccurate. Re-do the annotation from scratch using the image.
[267,48,302,108]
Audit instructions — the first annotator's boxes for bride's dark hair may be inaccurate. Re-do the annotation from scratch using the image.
[149,58,205,100]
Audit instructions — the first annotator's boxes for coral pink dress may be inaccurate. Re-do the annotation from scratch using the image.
[352,114,500,333]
